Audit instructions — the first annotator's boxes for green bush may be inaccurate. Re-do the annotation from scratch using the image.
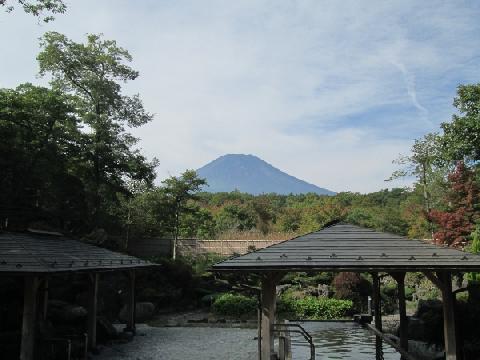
[405,287,415,301]
[278,295,353,320]
[212,293,257,317]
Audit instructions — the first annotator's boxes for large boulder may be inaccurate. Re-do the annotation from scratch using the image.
[119,302,155,323]
[415,299,442,318]
[407,317,426,340]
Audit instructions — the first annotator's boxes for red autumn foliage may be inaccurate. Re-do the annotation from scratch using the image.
[429,162,479,248]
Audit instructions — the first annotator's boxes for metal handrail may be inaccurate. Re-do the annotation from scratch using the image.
[273,323,315,360]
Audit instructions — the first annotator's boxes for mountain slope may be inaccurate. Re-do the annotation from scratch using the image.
[197,154,335,195]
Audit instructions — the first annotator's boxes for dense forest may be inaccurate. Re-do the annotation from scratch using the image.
[0,27,479,256]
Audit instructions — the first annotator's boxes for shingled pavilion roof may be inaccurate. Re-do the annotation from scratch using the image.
[212,222,480,272]
[0,231,154,275]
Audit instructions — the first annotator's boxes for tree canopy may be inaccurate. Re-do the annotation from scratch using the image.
[1,0,66,22]
[37,32,157,227]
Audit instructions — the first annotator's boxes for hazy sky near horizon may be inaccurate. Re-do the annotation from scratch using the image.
[1,1,480,193]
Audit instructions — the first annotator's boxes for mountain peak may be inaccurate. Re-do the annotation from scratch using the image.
[197,154,335,195]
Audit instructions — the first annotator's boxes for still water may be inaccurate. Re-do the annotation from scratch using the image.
[290,321,400,360]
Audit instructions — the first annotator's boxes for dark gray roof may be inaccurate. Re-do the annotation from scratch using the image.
[212,223,480,272]
[0,232,156,274]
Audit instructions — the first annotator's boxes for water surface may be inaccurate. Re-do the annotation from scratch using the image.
[291,321,400,360]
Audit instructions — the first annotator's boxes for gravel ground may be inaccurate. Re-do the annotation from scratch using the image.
[94,325,258,360]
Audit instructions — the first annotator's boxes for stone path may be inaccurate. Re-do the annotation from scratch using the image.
[95,325,257,360]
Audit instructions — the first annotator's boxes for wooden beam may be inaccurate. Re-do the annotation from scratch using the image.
[438,272,457,360]
[365,324,417,360]
[391,272,408,353]
[20,276,40,360]
[261,273,277,360]
[87,273,99,349]
[125,270,136,334]
[371,273,382,332]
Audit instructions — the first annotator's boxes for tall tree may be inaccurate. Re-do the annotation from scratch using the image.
[440,83,480,164]
[0,83,85,230]
[388,133,445,237]
[37,32,157,228]
[162,170,206,259]
[429,162,479,248]
[1,0,66,22]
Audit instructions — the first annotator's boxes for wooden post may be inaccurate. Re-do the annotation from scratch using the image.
[372,273,382,332]
[257,305,262,360]
[438,272,457,360]
[392,272,408,353]
[125,270,136,334]
[261,274,276,360]
[42,279,49,321]
[424,271,458,360]
[20,276,40,360]
[87,273,99,349]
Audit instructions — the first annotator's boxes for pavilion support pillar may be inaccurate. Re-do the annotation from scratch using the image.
[371,273,382,332]
[39,278,49,321]
[20,276,40,360]
[424,271,458,360]
[261,273,277,360]
[87,273,99,350]
[392,272,408,353]
[439,272,457,360]
[124,269,136,334]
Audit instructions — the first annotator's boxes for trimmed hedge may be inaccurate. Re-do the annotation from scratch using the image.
[212,293,257,317]
[212,292,353,320]
[278,295,353,320]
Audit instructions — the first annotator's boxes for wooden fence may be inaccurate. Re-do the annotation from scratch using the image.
[128,238,285,257]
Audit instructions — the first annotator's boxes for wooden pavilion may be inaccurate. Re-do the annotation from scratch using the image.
[0,230,156,360]
[212,222,480,360]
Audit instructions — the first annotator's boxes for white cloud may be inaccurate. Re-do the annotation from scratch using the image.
[1,0,479,192]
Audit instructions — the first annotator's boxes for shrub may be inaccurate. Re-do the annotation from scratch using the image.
[405,287,415,301]
[212,293,257,317]
[278,295,353,320]
[332,272,371,311]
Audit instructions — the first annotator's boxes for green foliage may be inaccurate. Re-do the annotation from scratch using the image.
[0,84,87,231]
[212,293,257,317]
[36,31,157,232]
[215,204,257,233]
[467,224,480,283]
[441,83,480,163]
[405,287,415,301]
[179,253,226,276]
[161,170,207,258]
[280,272,333,287]
[278,295,353,320]
[2,0,66,22]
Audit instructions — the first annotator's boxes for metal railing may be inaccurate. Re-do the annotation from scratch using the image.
[273,322,315,360]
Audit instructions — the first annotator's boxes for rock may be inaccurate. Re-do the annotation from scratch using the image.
[415,299,442,318]
[408,339,444,360]
[48,300,87,323]
[407,316,426,340]
[317,284,330,298]
[119,302,155,323]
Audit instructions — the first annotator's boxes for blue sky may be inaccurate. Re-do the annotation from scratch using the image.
[1,0,479,192]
